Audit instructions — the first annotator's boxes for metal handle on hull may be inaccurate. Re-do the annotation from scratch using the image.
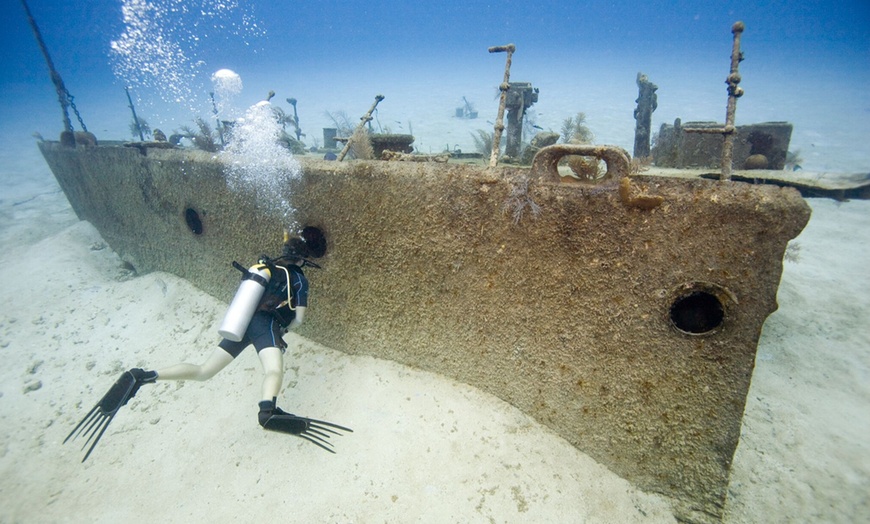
[529,144,632,183]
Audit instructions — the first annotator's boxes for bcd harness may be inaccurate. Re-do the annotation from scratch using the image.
[233,261,300,327]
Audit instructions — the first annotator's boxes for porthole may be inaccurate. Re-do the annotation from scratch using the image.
[301,226,327,257]
[185,208,204,235]
[668,282,735,336]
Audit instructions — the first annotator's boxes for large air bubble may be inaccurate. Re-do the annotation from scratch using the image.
[211,69,243,121]
[110,1,265,116]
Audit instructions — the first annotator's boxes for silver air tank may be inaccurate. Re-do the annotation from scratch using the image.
[218,264,272,342]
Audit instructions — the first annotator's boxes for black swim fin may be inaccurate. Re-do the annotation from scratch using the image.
[64,368,157,462]
[258,398,353,453]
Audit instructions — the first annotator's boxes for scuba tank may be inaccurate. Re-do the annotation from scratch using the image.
[218,262,272,342]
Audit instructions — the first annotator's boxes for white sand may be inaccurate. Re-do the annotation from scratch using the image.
[725,198,870,522]
[0,140,868,523]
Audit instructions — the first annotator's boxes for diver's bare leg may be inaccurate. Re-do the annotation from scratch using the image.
[155,347,235,381]
[257,346,284,401]
[254,346,352,452]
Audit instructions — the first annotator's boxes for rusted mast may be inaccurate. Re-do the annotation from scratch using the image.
[720,21,746,180]
[20,0,75,140]
[337,94,385,161]
[488,43,516,167]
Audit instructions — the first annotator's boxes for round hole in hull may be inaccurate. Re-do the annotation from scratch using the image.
[301,226,327,257]
[668,282,734,336]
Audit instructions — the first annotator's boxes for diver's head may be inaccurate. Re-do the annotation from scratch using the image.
[282,237,310,265]
[281,227,325,268]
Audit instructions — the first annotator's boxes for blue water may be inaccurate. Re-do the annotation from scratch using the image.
[2,0,868,172]
[1,3,869,522]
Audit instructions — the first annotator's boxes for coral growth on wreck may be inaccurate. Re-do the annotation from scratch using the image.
[502,175,542,224]
[560,112,601,181]
[471,129,496,157]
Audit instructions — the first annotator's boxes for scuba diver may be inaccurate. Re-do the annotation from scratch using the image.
[64,230,351,462]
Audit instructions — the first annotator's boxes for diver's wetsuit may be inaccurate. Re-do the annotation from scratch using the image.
[218,264,308,357]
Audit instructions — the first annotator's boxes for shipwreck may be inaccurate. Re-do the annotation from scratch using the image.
[38,137,810,523]
[27,4,820,521]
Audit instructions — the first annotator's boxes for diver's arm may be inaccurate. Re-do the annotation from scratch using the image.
[287,306,306,330]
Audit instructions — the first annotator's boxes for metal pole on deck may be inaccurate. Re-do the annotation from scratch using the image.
[682,22,746,181]
[720,21,746,181]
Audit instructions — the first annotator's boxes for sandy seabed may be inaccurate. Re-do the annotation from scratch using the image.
[0,139,868,523]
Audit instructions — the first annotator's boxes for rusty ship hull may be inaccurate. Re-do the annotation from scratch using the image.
[38,140,810,523]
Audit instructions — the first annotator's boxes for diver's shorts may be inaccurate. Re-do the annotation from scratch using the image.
[219,311,287,358]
